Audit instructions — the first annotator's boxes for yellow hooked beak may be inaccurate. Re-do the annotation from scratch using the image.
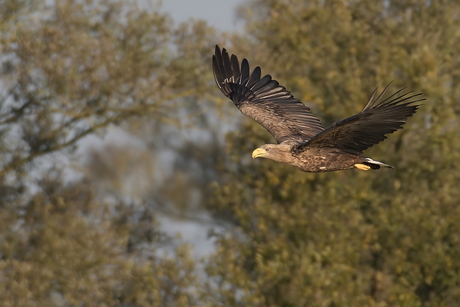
[252,148,268,159]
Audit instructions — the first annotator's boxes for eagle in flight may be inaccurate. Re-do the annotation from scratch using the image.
[212,46,423,172]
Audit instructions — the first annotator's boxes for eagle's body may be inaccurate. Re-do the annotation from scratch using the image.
[259,145,369,173]
[212,46,423,173]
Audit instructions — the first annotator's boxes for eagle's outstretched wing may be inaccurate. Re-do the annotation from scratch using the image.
[295,83,424,155]
[212,45,324,144]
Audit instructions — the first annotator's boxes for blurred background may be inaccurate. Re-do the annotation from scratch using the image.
[1,0,459,306]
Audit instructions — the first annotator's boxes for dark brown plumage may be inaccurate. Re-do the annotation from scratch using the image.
[212,46,424,172]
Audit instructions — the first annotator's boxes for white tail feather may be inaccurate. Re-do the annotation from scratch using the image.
[364,158,394,169]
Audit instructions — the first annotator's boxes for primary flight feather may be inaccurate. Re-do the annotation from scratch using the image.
[212,46,423,172]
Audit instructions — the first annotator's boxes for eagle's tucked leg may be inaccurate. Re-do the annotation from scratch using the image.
[354,163,371,171]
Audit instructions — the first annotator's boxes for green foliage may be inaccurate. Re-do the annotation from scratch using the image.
[0,171,198,307]
[0,0,214,306]
[0,0,214,177]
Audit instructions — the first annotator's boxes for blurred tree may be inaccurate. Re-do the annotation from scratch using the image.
[0,0,217,306]
[0,169,199,306]
[205,0,460,306]
[0,0,214,178]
